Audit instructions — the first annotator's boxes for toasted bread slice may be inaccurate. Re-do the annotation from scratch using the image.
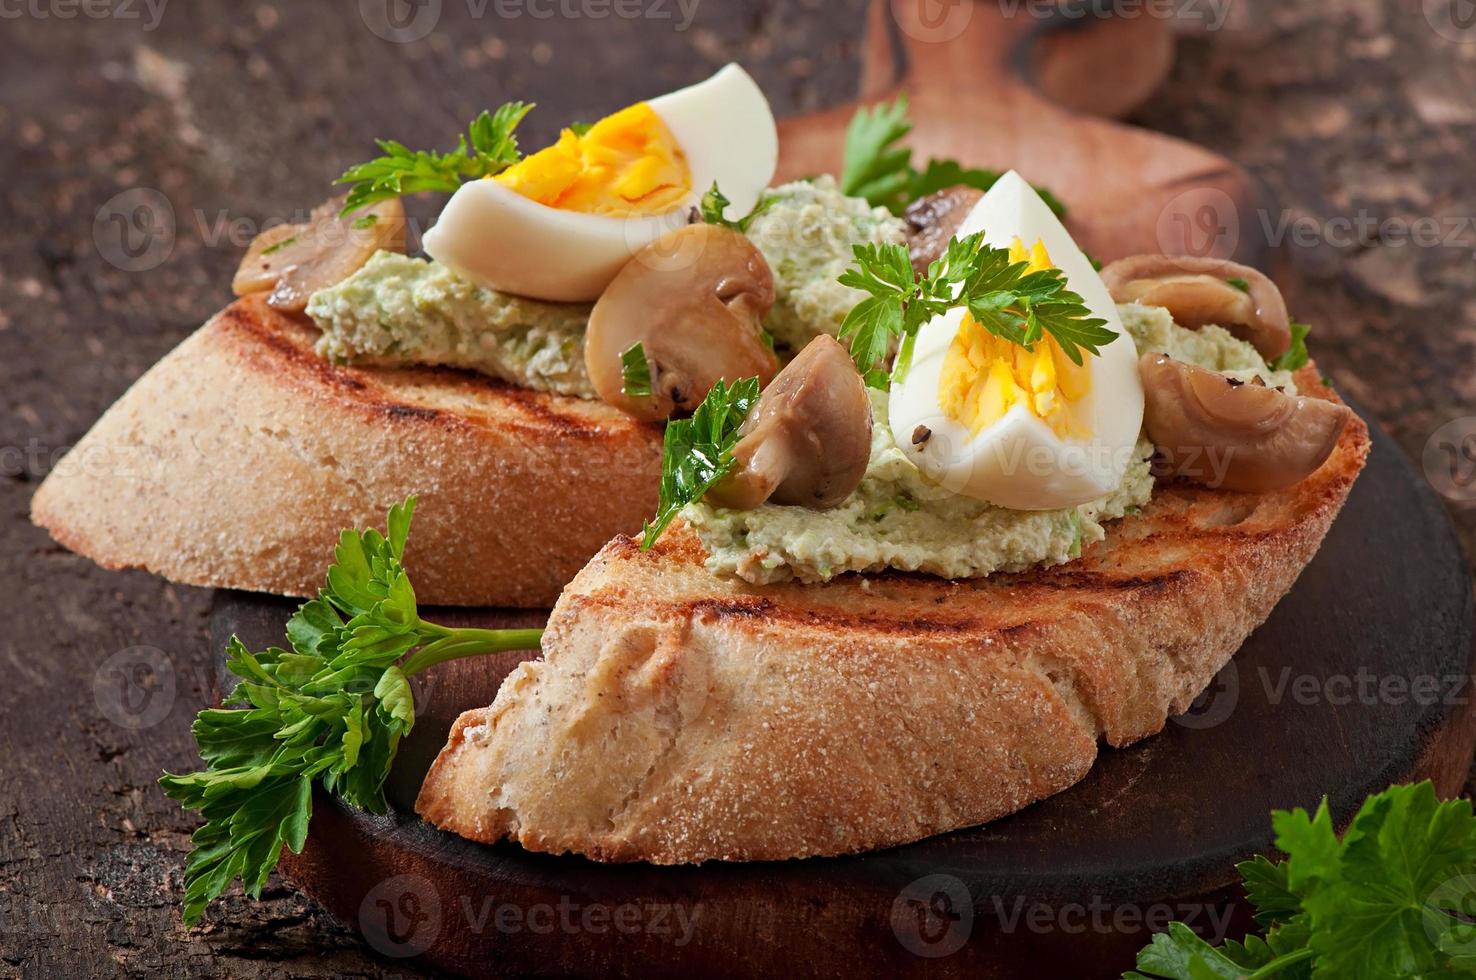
[30,296,662,607]
[416,366,1369,862]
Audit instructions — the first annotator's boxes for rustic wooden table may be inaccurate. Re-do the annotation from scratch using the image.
[2,1,1473,976]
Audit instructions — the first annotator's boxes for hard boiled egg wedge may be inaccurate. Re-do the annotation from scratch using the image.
[422,63,777,302]
[888,172,1144,511]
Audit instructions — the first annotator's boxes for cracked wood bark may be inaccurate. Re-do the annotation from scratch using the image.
[2,1,1473,976]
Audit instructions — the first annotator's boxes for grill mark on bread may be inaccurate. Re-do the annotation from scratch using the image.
[218,300,370,395]
[689,596,777,621]
[494,385,623,440]
[680,594,998,636]
[382,403,443,422]
[1031,569,1196,593]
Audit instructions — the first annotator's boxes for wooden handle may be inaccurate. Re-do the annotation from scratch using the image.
[776,0,1269,267]
[858,0,1176,121]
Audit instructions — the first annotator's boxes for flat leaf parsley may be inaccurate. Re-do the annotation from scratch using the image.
[840,93,1066,217]
[1270,320,1312,374]
[1127,781,1476,980]
[837,232,1116,387]
[640,377,761,549]
[160,498,542,924]
[336,101,534,215]
[620,342,653,398]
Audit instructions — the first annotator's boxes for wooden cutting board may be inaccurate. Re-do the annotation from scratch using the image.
[213,409,1474,978]
[209,3,1475,976]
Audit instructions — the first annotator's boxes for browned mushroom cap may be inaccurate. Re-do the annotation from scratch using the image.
[904,185,984,276]
[1140,353,1349,492]
[231,195,407,313]
[1100,254,1292,360]
[585,223,779,422]
[706,335,872,511]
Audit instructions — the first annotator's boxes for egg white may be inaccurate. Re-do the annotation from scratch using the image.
[422,63,778,302]
[888,171,1145,511]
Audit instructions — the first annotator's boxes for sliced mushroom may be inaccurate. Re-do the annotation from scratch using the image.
[1140,353,1350,492]
[232,195,407,313]
[903,185,984,276]
[706,335,872,511]
[585,223,779,422]
[1100,254,1292,361]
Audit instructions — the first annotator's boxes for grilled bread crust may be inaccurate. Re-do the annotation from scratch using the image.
[30,296,662,607]
[417,366,1369,862]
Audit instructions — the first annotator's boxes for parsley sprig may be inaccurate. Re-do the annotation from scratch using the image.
[837,232,1117,387]
[1127,781,1476,979]
[1270,320,1312,374]
[335,102,535,215]
[621,342,653,398]
[159,498,542,924]
[640,377,761,549]
[840,93,1066,217]
[699,181,774,232]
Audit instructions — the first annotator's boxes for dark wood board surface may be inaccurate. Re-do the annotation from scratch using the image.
[3,2,1475,977]
[210,393,1474,979]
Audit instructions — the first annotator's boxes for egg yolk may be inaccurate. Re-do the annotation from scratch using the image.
[493,102,692,217]
[939,238,1093,439]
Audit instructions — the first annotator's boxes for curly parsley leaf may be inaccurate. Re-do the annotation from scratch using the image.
[336,101,534,215]
[621,342,653,398]
[837,232,1117,385]
[840,94,1066,216]
[1269,320,1311,374]
[641,378,762,549]
[699,181,775,232]
[1125,782,1476,980]
[160,498,542,925]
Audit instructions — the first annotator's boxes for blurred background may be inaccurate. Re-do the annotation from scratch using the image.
[2,0,1474,974]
